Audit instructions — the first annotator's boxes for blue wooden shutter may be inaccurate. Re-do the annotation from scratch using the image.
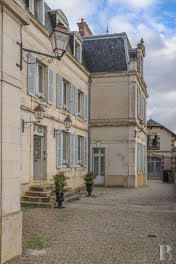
[70,133,75,167]
[84,93,88,120]
[75,135,78,167]
[48,67,54,105]
[28,55,36,96]
[56,131,63,168]
[56,74,63,108]
[29,0,34,13]
[83,137,87,167]
[70,84,75,114]
[75,87,78,116]
[38,0,44,25]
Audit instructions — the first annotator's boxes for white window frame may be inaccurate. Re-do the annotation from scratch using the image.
[78,90,84,118]
[36,62,45,100]
[62,132,69,167]
[62,80,70,111]
[78,135,83,166]
[74,36,82,63]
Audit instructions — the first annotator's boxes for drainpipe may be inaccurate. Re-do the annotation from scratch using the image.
[0,4,3,263]
[88,77,92,172]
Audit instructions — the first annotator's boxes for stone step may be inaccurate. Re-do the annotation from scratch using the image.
[21,194,82,209]
[21,196,50,203]
[25,191,51,198]
[21,201,54,209]
[29,185,54,192]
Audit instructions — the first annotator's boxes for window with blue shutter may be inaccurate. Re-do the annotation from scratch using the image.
[75,87,78,116]
[70,84,75,114]
[48,67,54,105]
[84,93,88,120]
[38,0,44,25]
[70,133,75,167]
[28,55,36,96]
[56,131,63,168]
[83,137,87,167]
[75,135,78,167]
[56,74,63,108]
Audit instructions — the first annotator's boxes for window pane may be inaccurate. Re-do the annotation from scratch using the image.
[100,148,105,154]
[94,148,99,154]
[100,156,105,176]
[38,64,43,93]
[94,156,99,176]
[78,136,81,160]
[63,82,67,105]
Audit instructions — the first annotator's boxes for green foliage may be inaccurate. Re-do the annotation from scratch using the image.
[148,234,157,238]
[26,235,45,250]
[53,172,70,195]
[21,205,37,212]
[84,172,96,184]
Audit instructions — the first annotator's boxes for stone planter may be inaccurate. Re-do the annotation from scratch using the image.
[56,192,64,209]
[86,183,93,196]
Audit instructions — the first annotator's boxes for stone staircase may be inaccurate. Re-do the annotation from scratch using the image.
[21,185,82,209]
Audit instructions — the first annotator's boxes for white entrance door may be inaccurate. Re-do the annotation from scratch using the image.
[93,148,105,185]
[33,126,46,180]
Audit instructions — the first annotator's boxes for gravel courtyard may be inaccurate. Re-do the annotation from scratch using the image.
[6,180,176,264]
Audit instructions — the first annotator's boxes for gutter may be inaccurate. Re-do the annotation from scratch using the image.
[88,77,92,172]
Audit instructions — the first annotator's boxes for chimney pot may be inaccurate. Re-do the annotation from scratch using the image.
[77,18,92,37]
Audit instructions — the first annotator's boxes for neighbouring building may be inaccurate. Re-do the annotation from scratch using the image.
[78,21,149,187]
[147,119,176,180]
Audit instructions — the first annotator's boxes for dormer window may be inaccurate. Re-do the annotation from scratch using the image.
[28,0,45,25]
[74,35,82,63]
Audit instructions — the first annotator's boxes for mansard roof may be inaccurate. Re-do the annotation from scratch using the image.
[82,33,131,73]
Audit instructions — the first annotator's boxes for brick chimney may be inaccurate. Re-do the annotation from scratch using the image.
[77,18,92,37]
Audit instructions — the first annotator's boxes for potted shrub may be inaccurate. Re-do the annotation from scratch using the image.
[84,172,96,196]
[53,172,70,209]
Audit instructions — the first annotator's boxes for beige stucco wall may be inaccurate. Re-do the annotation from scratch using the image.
[20,11,89,193]
[0,1,29,262]
[90,70,147,188]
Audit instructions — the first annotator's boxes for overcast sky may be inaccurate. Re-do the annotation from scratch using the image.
[46,0,176,132]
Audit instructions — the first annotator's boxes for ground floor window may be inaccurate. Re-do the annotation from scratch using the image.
[137,143,146,173]
[56,131,87,169]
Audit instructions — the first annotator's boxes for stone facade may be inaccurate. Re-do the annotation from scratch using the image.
[147,119,176,180]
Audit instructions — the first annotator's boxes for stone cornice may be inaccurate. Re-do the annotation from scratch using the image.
[0,0,30,25]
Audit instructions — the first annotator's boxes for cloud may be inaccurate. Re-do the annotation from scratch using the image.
[108,0,157,8]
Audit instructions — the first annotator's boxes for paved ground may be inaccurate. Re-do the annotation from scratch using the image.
[6,180,176,264]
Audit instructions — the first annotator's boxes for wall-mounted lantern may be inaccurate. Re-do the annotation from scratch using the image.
[22,105,45,132]
[54,116,72,138]
[17,23,70,71]
[135,120,145,137]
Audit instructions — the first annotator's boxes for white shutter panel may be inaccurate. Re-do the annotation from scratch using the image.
[56,131,63,168]
[75,87,78,116]
[75,135,78,167]
[56,74,63,108]
[77,45,81,62]
[48,67,54,105]
[38,0,44,25]
[70,84,75,114]
[28,55,36,96]
[83,136,87,167]
[70,134,75,167]
[84,93,88,120]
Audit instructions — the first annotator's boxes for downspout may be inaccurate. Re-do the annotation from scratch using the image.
[0,4,3,262]
[88,77,92,172]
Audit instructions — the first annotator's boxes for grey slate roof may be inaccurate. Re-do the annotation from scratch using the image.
[147,119,162,127]
[82,34,129,73]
